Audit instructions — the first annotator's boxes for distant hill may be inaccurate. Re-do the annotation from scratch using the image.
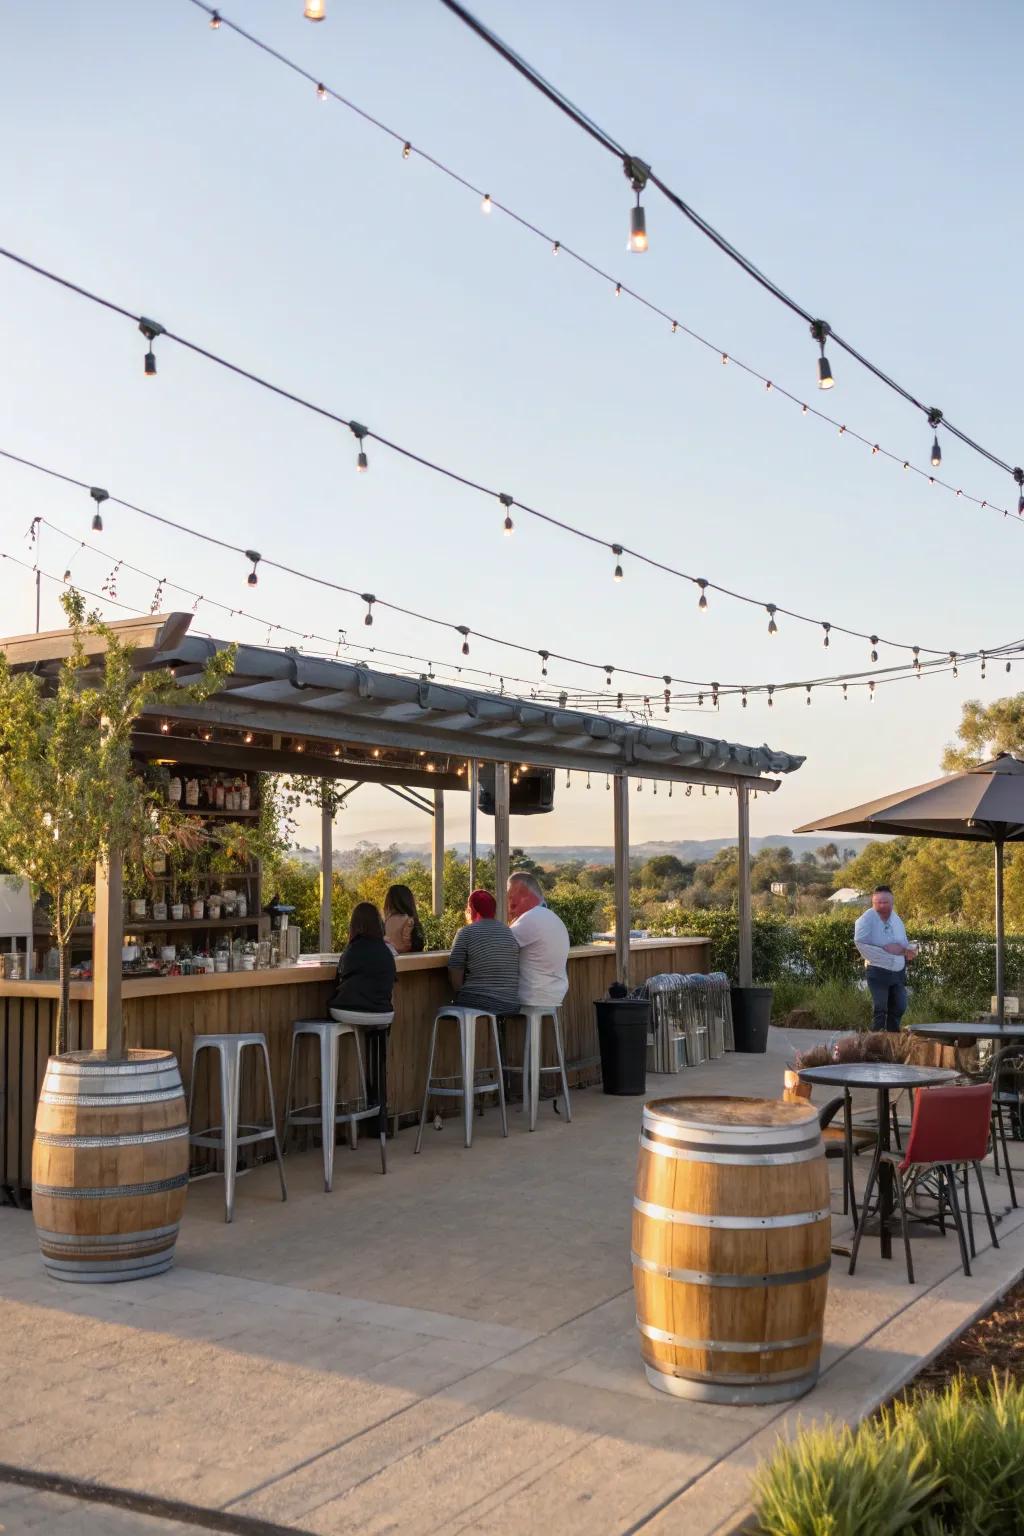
[314,833,875,870]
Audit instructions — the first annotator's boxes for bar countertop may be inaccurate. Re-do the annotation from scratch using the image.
[0,936,708,1000]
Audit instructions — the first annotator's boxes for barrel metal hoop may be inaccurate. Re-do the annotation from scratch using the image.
[648,1361,819,1387]
[643,1114,815,1145]
[33,1125,189,1149]
[46,1056,179,1077]
[636,1317,823,1352]
[35,1222,182,1247]
[32,1173,189,1200]
[631,1251,831,1287]
[642,1127,822,1157]
[633,1198,830,1230]
[38,1089,184,1107]
[638,1133,823,1166]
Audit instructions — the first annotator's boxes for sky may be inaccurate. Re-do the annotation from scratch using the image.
[1,0,1022,855]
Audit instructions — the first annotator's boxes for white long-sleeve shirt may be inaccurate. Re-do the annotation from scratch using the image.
[854,907,909,972]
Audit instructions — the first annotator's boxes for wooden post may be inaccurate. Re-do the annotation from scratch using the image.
[432,788,445,917]
[468,760,479,891]
[493,762,510,922]
[737,784,752,988]
[319,786,333,954]
[614,773,631,988]
[92,846,124,1059]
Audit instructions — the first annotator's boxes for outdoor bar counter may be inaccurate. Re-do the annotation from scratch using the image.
[1,937,708,1197]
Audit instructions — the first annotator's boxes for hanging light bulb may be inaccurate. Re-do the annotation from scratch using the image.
[350,421,369,471]
[603,664,614,687]
[912,646,921,672]
[457,625,470,656]
[538,649,549,676]
[869,681,876,700]
[89,486,109,532]
[481,193,492,215]
[711,682,720,706]
[928,408,943,467]
[362,593,375,627]
[822,622,831,648]
[551,240,560,255]
[767,685,775,708]
[806,686,812,706]
[842,683,848,701]
[810,320,834,389]
[741,688,748,708]
[870,634,879,663]
[766,604,778,636]
[160,720,170,734]
[624,155,651,252]
[499,491,514,535]
[245,549,261,587]
[210,9,221,27]
[304,0,326,20]
[981,650,987,678]
[316,82,327,101]
[138,317,165,376]
[1015,469,1024,516]
[697,578,709,612]
[402,141,412,159]
[611,545,624,581]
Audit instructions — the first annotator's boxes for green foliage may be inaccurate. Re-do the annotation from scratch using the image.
[942,693,1024,771]
[754,1375,1024,1536]
[545,886,602,946]
[805,981,873,1034]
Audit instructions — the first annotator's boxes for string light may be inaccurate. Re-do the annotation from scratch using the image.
[304,0,325,20]
[402,141,411,159]
[499,491,514,535]
[316,82,327,101]
[612,545,624,581]
[1016,469,1024,516]
[350,422,369,472]
[624,155,650,253]
[245,549,261,587]
[209,8,221,26]
[538,650,549,676]
[244,731,254,744]
[614,283,622,297]
[741,688,747,708]
[697,578,708,612]
[928,409,943,467]
[766,604,778,637]
[89,486,108,533]
[767,685,775,707]
[551,241,560,255]
[870,635,879,664]
[138,317,164,377]
[810,320,833,390]
[160,720,171,734]
[457,625,471,656]
[603,665,614,687]
[481,193,492,215]
[362,593,375,626]
[821,622,831,648]
[805,685,812,706]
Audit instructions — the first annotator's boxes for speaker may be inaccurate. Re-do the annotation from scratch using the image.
[477,764,555,816]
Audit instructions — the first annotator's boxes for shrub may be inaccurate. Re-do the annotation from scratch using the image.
[752,1374,1024,1536]
[771,976,813,1021]
[806,981,872,1034]
[545,887,602,947]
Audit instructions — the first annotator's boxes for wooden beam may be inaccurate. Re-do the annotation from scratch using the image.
[92,846,124,1059]
[614,773,631,987]
[737,784,753,988]
[468,759,479,890]
[432,788,445,918]
[132,733,465,793]
[1,612,192,667]
[319,788,333,953]
[493,762,510,922]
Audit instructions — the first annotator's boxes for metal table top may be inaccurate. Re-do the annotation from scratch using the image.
[798,1062,959,1090]
[909,1022,1024,1042]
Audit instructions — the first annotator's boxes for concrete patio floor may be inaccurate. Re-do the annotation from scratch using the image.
[2,1027,1023,1536]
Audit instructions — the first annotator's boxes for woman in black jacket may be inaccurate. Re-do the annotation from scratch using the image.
[329,903,396,1015]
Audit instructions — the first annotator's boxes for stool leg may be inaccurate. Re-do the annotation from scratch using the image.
[415,1016,441,1154]
[491,1015,508,1138]
[282,1032,299,1151]
[260,1038,288,1204]
[528,1015,541,1132]
[377,1031,389,1174]
[353,1033,368,1147]
[461,1014,477,1149]
[321,1028,341,1193]
[552,1012,572,1123]
[220,1044,240,1224]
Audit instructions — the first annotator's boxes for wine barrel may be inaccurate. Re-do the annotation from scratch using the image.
[32,1049,189,1283]
[632,1096,830,1404]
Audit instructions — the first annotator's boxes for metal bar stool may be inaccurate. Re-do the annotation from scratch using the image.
[415,1006,508,1153]
[283,1020,371,1192]
[504,1007,572,1132]
[328,1009,394,1173]
[188,1032,287,1223]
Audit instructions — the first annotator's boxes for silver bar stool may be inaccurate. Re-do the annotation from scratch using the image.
[506,1007,572,1132]
[283,1019,370,1192]
[328,1009,394,1174]
[415,1006,508,1152]
[188,1032,287,1223]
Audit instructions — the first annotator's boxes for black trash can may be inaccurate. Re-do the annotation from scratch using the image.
[730,985,774,1053]
[594,998,651,1094]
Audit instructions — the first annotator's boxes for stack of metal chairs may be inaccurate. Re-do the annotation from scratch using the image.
[635,972,734,1074]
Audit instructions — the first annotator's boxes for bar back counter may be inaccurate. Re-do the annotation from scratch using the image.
[1,937,708,1201]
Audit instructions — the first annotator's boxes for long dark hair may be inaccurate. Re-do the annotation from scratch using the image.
[349,902,385,942]
[384,883,425,952]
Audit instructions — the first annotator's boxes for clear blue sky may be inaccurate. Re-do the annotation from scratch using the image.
[2,1,1022,853]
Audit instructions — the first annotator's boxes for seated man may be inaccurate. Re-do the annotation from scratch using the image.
[507,872,569,1008]
[447,889,520,1016]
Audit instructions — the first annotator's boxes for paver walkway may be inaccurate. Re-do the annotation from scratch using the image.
[1,1027,1022,1535]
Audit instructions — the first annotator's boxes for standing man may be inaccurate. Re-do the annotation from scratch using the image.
[854,884,917,1033]
[506,872,569,1007]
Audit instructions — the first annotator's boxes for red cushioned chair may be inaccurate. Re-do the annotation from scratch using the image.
[849,1083,998,1284]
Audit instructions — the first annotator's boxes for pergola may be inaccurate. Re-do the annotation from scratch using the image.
[1,612,805,1052]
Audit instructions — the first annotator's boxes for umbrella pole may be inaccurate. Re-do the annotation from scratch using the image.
[994,839,1005,1024]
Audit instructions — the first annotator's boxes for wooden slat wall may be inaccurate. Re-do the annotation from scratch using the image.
[1,942,709,1196]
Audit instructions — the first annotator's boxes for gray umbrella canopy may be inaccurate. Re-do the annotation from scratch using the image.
[795,754,1024,1019]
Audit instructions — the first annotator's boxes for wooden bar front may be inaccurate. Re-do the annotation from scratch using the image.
[1,939,709,1197]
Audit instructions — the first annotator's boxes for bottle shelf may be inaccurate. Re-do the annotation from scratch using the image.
[124,917,262,933]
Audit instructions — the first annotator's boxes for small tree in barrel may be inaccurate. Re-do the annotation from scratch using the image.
[0,592,232,1055]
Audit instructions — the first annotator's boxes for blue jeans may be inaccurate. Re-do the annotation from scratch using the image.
[865,965,907,1033]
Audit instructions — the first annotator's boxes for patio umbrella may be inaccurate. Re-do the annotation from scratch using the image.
[795,754,1024,1021]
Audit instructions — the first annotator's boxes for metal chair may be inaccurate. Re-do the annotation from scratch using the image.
[415,1006,508,1152]
[328,1009,394,1173]
[850,1083,998,1284]
[989,1045,1024,1209]
[283,1019,370,1192]
[188,1032,287,1223]
[816,1094,875,1221]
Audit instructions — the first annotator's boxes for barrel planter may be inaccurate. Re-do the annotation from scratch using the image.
[632,1095,830,1404]
[32,1049,189,1283]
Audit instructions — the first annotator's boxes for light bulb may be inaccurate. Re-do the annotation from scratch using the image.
[810,319,833,390]
[697,579,708,611]
[89,486,108,532]
[766,604,778,636]
[304,0,326,20]
[612,545,624,581]
[402,141,411,159]
[357,451,368,472]
[931,436,942,468]
[817,356,834,389]
[316,82,327,101]
[628,205,648,253]
[210,9,221,27]
[481,194,492,215]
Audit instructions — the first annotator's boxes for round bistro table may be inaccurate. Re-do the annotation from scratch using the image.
[798,1062,958,1261]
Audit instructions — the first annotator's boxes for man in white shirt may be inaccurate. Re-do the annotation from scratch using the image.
[507,872,570,1007]
[854,885,917,1033]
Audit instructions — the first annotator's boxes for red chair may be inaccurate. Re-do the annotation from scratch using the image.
[849,1083,998,1284]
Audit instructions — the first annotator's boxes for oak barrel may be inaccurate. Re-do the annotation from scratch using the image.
[632,1096,830,1404]
[32,1049,189,1283]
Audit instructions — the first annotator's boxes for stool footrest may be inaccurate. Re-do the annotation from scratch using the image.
[190,1125,278,1149]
